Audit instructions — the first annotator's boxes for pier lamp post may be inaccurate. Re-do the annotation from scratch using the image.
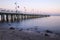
[15,2,20,21]
[15,2,19,13]
[24,6,27,14]
[24,7,27,19]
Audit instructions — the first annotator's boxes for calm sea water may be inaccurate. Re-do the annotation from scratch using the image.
[0,16,60,33]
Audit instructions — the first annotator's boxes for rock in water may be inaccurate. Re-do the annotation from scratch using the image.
[45,30,53,33]
[9,27,15,30]
[45,33,49,36]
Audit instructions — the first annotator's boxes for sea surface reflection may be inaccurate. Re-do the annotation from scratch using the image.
[0,16,60,33]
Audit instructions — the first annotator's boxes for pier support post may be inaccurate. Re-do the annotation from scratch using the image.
[6,14,9,22]
[20,15,23,20]
[16,15,20,21]
[23,15,25,19]
[1,14,5,22]
[14,15,16,21]
[11,14,14,22]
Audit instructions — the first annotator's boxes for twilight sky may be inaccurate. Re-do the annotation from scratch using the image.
[0,0,60,14]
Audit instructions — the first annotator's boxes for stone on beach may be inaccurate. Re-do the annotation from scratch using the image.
[9,27,15,30]
[45,30,53,33]
[45,33,49,36]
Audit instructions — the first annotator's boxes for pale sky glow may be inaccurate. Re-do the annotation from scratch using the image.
[0,0,60,14]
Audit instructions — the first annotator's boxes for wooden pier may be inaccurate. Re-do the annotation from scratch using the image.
[0,12,50,22]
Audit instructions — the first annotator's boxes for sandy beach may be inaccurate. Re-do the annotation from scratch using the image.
[0,27,60,40]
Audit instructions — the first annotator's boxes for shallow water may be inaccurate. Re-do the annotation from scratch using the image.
[0,16,60,33]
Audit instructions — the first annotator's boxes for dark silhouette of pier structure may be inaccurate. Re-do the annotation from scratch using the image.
[0,12,50,22]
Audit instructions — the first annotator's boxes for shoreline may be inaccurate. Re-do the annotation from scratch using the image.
[0,27,60,40]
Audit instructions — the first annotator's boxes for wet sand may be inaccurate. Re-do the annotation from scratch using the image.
[0,27,60,40]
